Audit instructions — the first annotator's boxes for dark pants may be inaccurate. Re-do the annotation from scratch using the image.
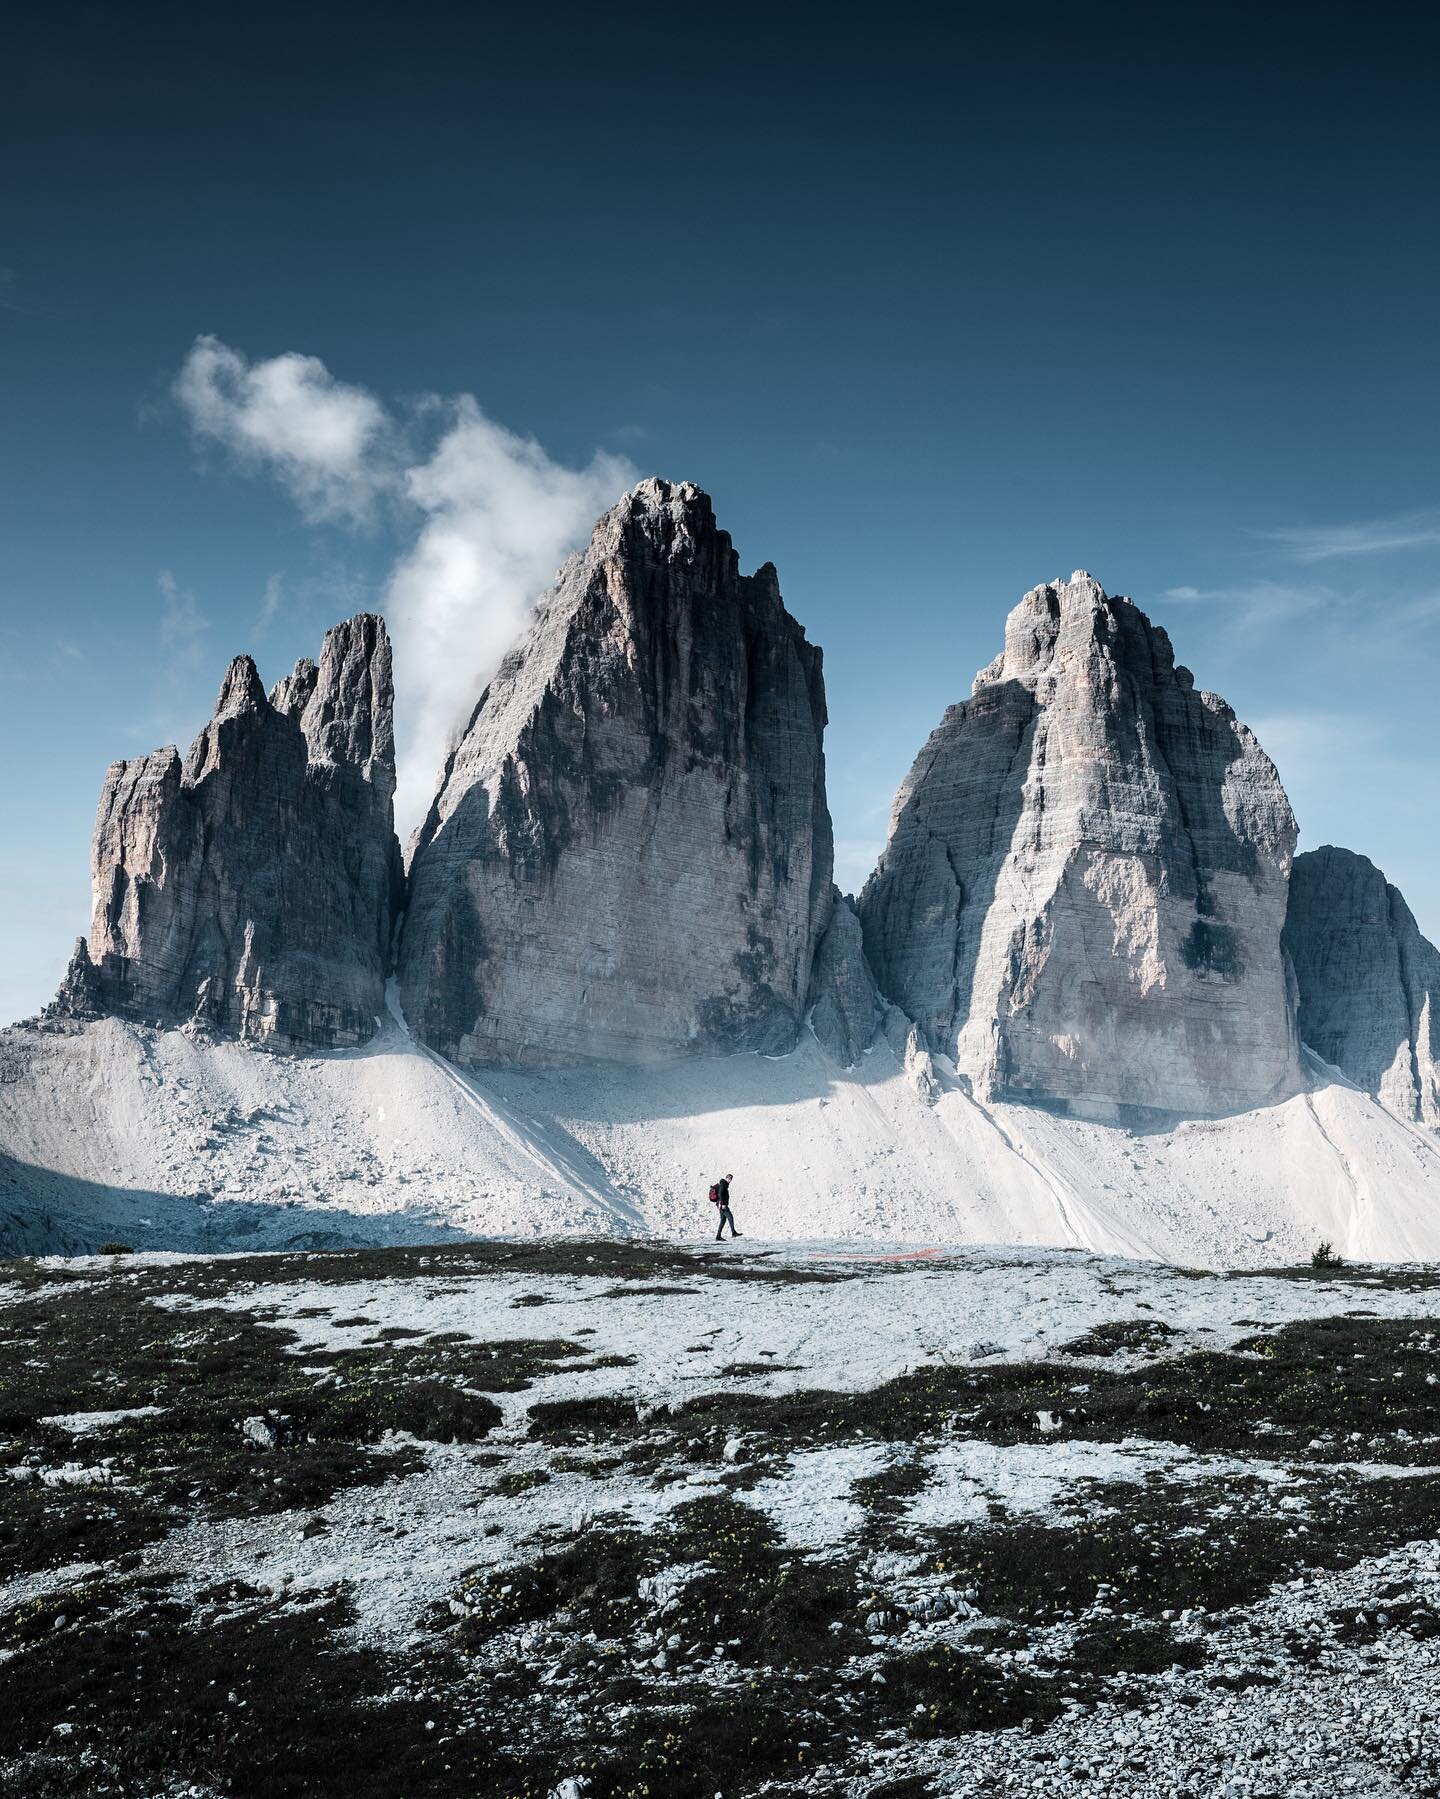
[715,1206,737,1239]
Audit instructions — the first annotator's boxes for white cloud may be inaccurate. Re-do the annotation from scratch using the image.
[1257,508,1440,562]
[172,337,635,834]
[387,396,632,829]
[174,336,393,524]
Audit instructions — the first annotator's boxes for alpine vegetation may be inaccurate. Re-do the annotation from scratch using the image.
[2,1242,1438,1797]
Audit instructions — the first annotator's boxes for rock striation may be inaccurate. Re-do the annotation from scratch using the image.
[399,478,833,1066]
[60,615,403,1048]
[807,892,884,1066]
[859,572,1302,1117]
[1284,845,1440,1127]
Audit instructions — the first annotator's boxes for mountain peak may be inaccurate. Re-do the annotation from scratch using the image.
[60,614,402,1048]
[862,572,1301,1118]
[399,488,832,1066]
[214,655,267,718]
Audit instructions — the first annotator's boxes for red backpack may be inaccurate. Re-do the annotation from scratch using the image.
[707,1183,722,1206]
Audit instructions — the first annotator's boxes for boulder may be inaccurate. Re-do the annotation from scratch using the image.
[399,478,833,1066]
[859,572,1302,1117]
[1284,845,1440,1127]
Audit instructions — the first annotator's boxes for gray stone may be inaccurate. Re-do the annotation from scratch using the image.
[398,478,833,1067]
[242,1414,280,1451]
[269,657,318,719]
[59,615,402,1049]
[901,1020,941,1106]
[807,891,884,1065]
[48,939,104,1020]
[1283,845,1440,1127]
[859,572,1302,1117]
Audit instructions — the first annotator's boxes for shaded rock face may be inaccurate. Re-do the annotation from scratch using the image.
[49,938,105,1020]
[808,893,884,1067]
[1284,846,1440,1127]
[859,573,1302,1117]
[64,616,402,1048]
[399,478,833,1066]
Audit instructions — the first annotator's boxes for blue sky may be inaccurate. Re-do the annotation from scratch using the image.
[3,3,1439,1022]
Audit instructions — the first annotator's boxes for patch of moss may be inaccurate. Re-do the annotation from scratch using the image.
[865,1641,1061,1737]
[925,1469,1440,1623]
[1057,1319,1178,1357]
[0,1587,497,1798]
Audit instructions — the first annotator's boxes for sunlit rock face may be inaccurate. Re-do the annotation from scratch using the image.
[1285,845,1440,1128]
[859,573,1302,1118]
[59,615,403,1048]
[399,478,833,1067]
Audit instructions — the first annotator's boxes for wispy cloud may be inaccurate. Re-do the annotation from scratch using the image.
[1256,507,1440,562]
[1245,709,1379,768]
[254,574,285,637]
[0,622,86,684]
[1384,589,1440,628]
[1159,580,1334,629]
[158,570,208,676]
[1158,572,1440,666]
[172,336,635,832]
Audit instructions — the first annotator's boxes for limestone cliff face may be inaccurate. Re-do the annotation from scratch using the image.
[61,615,402,1048]
[807,892,884,1067]
[1284,846,1440,1127]
[859,573,1302,1117]
[399,478,833,1066]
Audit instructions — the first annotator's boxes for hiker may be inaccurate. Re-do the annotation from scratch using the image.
[709,1173,741,1241]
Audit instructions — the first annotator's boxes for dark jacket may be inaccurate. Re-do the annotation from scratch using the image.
[716,1178,731,1205]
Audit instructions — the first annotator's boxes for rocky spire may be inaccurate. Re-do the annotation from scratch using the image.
[859,573,1303,1117]
[807,891,884,1066]
[61,614,403,1049]
[1284,845,1440,1127]
[269,657,318,719]
[299,612,396,777]
[398,477,834,1066]
[214,655,267,717]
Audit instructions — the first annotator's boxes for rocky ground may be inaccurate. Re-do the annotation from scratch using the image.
[1,1239,1438,1797]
